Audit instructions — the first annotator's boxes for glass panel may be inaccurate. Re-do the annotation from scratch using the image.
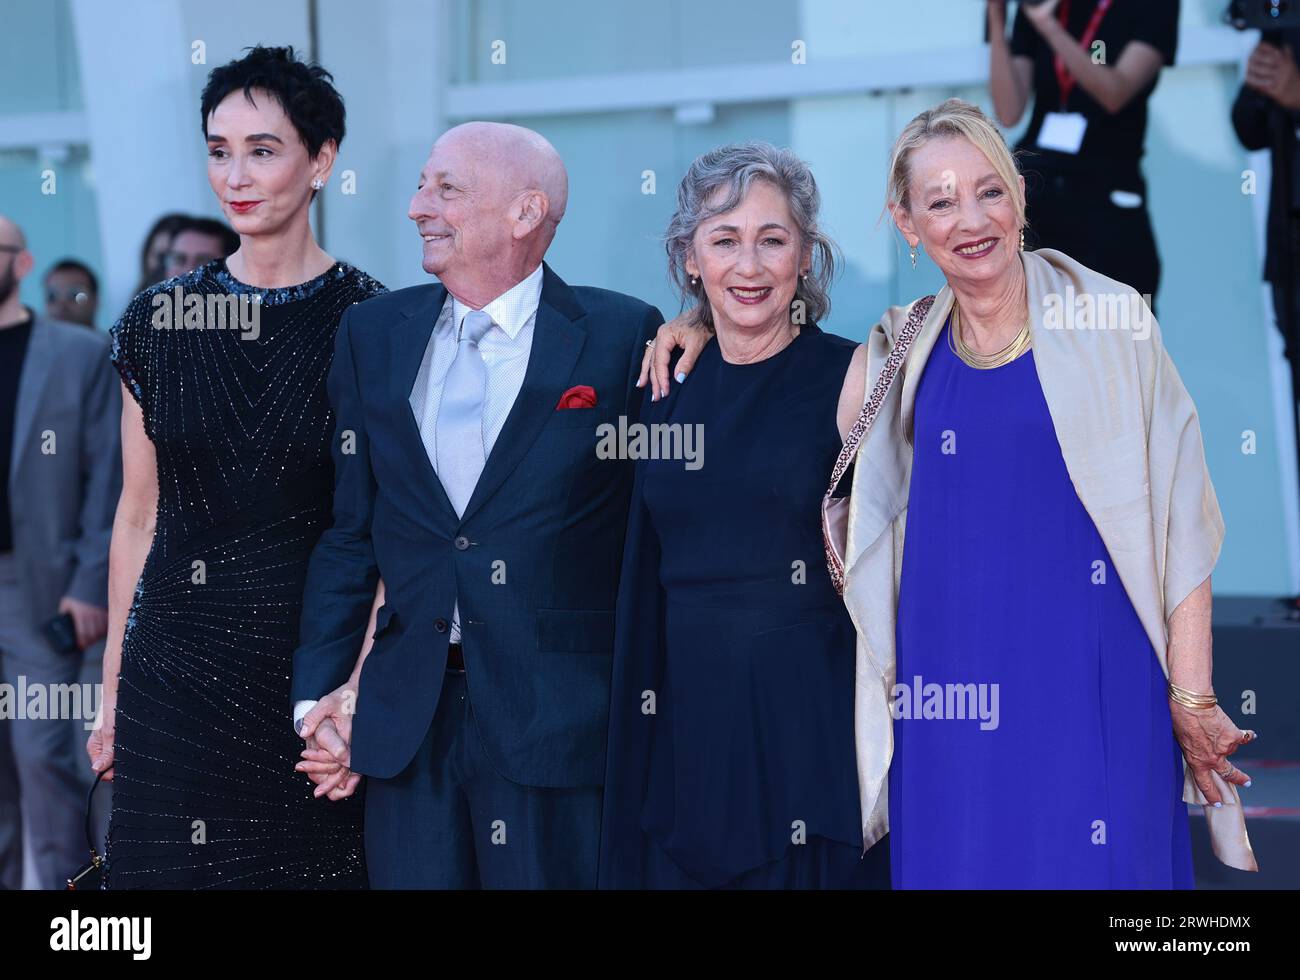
[0,0,83,114]
[0,145,104,325]
[450,0,799,83]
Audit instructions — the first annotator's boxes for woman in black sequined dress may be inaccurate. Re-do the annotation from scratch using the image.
[88,47,385,888]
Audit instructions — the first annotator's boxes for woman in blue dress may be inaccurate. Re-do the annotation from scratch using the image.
[598,143,889,889]
[870,99,1257,886]
[893,303,1196,887]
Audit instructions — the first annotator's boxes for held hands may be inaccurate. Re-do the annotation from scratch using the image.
[296,682,362,801]
[637,308,714,401]
[1245,41,1300,112]
[59,596,109,650]
[1169,700,1255,807]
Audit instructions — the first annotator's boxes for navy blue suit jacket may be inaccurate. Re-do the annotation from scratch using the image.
[292,264,663,786]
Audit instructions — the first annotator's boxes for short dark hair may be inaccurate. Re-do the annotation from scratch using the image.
[175,217,241,257]
[45,258,98,295]
[200,45,345,159]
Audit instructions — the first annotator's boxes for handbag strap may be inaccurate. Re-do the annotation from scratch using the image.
[823,294,935,593]
[84,767,106,855]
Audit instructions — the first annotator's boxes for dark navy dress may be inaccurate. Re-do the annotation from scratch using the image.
[890,317,1194,889]
[599,323,890,889]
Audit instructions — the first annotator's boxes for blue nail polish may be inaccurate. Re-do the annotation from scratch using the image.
[675,372,686,383]
[1213,801,1223,808]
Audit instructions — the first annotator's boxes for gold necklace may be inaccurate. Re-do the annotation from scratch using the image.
[948,304,1032,370]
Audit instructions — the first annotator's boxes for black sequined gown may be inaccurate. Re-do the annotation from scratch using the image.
[105,258,386,889]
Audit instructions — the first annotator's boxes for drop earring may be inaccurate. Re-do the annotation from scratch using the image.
[909,243,919,270]
[1019,227,1025,251]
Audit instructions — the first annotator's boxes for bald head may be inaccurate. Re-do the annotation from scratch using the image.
[0,213,33,316]
[411,121,570,307]
[437,122,568,228]
[0,214,27,251]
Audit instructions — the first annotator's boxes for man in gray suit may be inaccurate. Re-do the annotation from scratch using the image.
[0,215,120,888]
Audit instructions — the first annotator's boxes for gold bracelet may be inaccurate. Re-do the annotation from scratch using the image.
[1168,682,1217,709]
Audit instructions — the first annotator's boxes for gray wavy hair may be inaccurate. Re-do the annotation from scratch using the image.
[665,141,838,329]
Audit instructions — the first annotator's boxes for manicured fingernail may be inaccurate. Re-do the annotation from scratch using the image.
[1213,801,1223,808]
[651,391,658,401]
[1244,780,1252,788]
[635,378,644,387]
[675,372,686,383]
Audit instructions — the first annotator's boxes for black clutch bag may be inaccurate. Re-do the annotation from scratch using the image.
[66,769,107,890]
[42,612,80,656]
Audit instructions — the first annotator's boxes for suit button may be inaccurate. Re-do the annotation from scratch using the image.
[434,618,449,633]
[454,535,470,551]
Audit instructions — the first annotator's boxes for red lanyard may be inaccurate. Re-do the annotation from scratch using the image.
[1054,0,1113,110]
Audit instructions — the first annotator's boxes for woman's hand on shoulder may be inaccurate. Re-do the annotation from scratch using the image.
[637,307,714,401]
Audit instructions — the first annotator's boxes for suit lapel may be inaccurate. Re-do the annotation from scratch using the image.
[392,284,458,522]
[459,264,586,525]
[11,316,55,478]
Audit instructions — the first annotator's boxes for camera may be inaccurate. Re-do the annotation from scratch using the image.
[1226,0,1300,32]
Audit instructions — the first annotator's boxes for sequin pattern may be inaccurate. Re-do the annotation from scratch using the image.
[105,258,386,889]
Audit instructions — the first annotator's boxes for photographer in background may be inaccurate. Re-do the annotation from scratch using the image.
[988,0,1179,313]
[1233,30,1300,368]
[1234,27,1300,618]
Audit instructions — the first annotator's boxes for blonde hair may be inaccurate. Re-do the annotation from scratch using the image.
[885,98,1026,228]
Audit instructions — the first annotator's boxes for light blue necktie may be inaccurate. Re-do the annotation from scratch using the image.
[436,309,494,517]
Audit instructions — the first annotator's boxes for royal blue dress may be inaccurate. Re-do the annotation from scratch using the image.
[890,317,1194,889]
[599,323,890,889]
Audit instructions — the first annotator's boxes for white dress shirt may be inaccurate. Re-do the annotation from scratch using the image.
[294,264,544,733]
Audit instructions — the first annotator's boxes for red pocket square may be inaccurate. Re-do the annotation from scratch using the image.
[556,385,597,410]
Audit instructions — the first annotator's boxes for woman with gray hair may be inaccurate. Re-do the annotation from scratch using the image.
[597,142,888,889]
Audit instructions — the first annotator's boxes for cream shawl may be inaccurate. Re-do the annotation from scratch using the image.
[837,247,1257,872]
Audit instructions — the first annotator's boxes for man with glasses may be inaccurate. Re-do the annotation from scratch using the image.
[42,259,99,329]
[160,216,239,280]
[0,215,120,889]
